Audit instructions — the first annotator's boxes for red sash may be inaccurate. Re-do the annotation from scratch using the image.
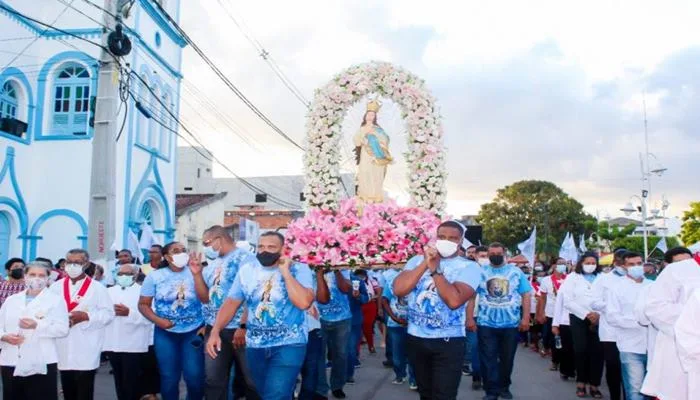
[63,277,92,312]
[552,274,566,295]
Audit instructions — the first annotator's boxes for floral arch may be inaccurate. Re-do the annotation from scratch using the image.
[304,61,447,214]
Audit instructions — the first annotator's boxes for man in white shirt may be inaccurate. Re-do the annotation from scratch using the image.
[591,248,628,400]
[641,248,700,400]
[675,288,700,396]
[606,252,652,400]
[49,249,115,400]
[104,264,153,400]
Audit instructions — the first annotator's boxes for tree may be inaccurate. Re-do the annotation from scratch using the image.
[595,221,637,252]
[611,236,680,259]
[681,202,700,246]
[476,180,595,258]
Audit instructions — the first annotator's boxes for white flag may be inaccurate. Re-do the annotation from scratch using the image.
[139,223,157,249]
[579,234,588,253]
[559,232,578,264]
[127,230,142,262]
[654,237,668,254]
[517,227,537,266]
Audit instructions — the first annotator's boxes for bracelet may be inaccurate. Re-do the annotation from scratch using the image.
[430,271,442,277]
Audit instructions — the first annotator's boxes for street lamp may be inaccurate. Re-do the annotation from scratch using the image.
[620,191,650,261]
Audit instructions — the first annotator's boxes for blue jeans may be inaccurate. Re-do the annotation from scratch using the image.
[466,329,481,379]
[317,318,351,394]
[153,327,205,400]
[346,323,363,379]
[299,329,323,400]
[478,326,519,398]
[388,326,415,383]
[619,352,649,400]
[247,344,306,400]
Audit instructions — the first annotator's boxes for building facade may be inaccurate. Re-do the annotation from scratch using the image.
[0,0,184,263]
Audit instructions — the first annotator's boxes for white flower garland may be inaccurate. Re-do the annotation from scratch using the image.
[304,61,447,213]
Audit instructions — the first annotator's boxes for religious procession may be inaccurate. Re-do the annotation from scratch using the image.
[0,1,699,400]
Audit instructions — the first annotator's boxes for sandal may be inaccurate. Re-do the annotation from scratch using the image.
[576,386,586,398]
[590,388,603,398]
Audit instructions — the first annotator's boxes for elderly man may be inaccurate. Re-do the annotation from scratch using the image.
[104,264,154,400]
[49,249,115,400]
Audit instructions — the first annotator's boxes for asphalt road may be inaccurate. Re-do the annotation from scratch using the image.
[88,342,598,399]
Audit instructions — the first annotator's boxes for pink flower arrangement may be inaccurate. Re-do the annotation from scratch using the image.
[285,198,441,268]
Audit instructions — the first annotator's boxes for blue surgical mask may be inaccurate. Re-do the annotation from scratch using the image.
[627,266,645,280]
[556,264,567,274]
[116,275,134,288]
[614,266,627,276]
[203,246,219,260]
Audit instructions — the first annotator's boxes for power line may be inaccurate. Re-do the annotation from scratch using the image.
[148,0,305,151]
[78,0,121,20]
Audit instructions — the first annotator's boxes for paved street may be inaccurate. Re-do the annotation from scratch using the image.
[91,343,599,399]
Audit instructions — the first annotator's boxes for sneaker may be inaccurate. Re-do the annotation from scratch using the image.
[462,365,472,376]
[392,377,406,385]
[472,379,483,391]
[346,377,356,385]
[331,389,346,399]
[409,382,418,391]
[500,389,514,399]
[382,360,393,368]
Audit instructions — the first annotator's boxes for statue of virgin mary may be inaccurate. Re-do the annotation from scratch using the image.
[353,100,393,204]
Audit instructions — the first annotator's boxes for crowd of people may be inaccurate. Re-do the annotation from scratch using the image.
[0,220,697,400]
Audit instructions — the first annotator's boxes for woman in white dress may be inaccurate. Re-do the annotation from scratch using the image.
[0,262,70,400]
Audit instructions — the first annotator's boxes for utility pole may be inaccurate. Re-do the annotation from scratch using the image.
[88,0,121,261]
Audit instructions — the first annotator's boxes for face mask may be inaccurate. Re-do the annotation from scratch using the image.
[65,263,85,279]
[257,252,281,267]
[627,266,645,280]
[171,253,189,269]
[26,276,48,291]
[477,258,490,267]
[613,266,627,276]
[534,265,544,272]
[489,255,504,266]
[9,269,23,280]
[435,240,458,258]
[556,264,567,274]
[582,264,597,274]
[116,275,135,288]
[203,246,220,260]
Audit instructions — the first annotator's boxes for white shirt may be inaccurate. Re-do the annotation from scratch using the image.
[552,278,571,327]
[641,259,700,400]
[591,270,627,342]
[675,289,700,397]
[634,284,658,362]
[539,274,567,318]
[104,284,152,353]
[0,289,69,366]
[562,273,598,321]
[606,277,652,354]
[49,277,115,371]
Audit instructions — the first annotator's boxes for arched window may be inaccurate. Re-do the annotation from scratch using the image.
[0,81,18,119]
[51,64,90,136]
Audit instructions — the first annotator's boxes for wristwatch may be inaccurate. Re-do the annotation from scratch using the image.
[239,323,247,329]
[430,270,442,277]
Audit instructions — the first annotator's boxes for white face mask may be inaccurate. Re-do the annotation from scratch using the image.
[65,263,84,279]
[26,276,48,291]
[477,258,490,266]
[171,253,189,269]
[435,240,459,258]
[582,264,597,274]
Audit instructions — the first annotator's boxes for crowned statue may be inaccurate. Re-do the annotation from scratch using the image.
[353,100,393,204]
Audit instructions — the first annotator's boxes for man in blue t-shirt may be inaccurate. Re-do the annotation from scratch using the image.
[393,221,482,399]
[345,270,369,384]
[382,267,417,388]
[206,231,314,400]
[470,242,532,400]
[191,225,260,400]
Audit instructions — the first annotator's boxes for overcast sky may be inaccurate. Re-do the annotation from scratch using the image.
[178,0,700,218]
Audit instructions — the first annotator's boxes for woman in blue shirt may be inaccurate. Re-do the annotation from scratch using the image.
[139,241,205,400]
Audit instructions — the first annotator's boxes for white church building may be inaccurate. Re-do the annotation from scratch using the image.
[0,0,184,263]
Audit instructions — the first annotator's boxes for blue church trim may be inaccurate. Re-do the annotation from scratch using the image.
[34,51,99,141]
[0,147,29,259]
[28,209,88,259]
[126,152,174,244]
[0,2,103,40]
[0,67,34,144]
[138,0,187,47]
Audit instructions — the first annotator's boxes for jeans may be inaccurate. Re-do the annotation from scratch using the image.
[153,327,205,400]
[203,327,259,400]
[299,329,323,400]
[384,316,393,363]
[603,341,625,400]
[2,363,58,400]
[247,344,306,400]
[388,327,415,383]
[469,329,481,379]
[477,326,519,398]
[109,352,144,400]
[347,323,363,379]
[407,335,465,400]
[569,315,604,386]
[317,318,351,393]
[619,352,649,400]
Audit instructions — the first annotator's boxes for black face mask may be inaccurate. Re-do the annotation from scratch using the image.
[489,255,504,266]
[257,252,281,267]
[9,269,23,280]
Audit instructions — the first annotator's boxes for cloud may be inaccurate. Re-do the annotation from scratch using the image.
[177,1,700,218]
